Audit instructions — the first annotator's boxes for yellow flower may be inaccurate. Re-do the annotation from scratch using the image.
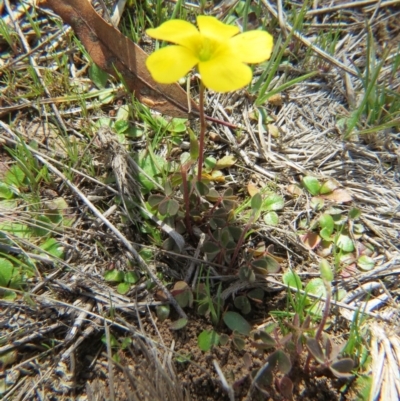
[146,16,273,93]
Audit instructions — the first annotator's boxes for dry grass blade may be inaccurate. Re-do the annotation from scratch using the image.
[261,0,359,77]
[32,152,187,319]
[370,322,400,401]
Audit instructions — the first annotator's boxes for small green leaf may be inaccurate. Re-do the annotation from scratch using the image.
[158,198,179,216]
[117,282,130,294]
[262,193,284,211]
[0,183,14,199]
[227,226,242,241]
[336,233,355,252]
[353,223,365,234]
[114,120,129,134]
[148,194,165,208]
[234,295,251,314]
[126,126,143,138]
[168,118,187,133]
[259,331,276,347]
[5,165,25,187]
[320,227,333,242]
[282,271,303,289]
[0,258,17,287]
[203,241,220,255]
[357,255,375,271]
[198,302,210,316]
[195,181,209,196]
[101,333,118,347]
[134,151,165,193]
[120,337,132,349]
[104,269,124,283]
[116,104,129,121]
[170,318,188,330]
[247,288,264,302]
[319,179,339,194]
[175,289,192,308]
[251,255,280,274]
[251,192,262,212]
[302,176,321,196]
[305,278,326,299]
[319,259,334,282]
[239,266,255,282]
[40,238,64,258]
[223,311,251,335]
[156,305,170,322]
[219,333,230,346]
[198,330,220,351]
[124,271,140,284]
[263,211,279,225]
[205,187,219,202]
[89,63,109,88]
[204,156,217,170]
[278,376,294,400]
[1,289,17,300]
[32,215,52,237]
[319,214,334,235]
[349,208,361,220]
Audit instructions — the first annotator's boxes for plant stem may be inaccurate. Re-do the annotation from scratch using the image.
[229,219,253,270]
[197,81,206,182]
[315,280,332,342]
[305,280,332,373]
[181,163,193,237]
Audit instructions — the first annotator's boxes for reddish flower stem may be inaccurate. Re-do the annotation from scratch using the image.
[197,82,206,182]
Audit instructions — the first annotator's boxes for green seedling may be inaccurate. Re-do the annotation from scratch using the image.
[198,329,220,352]
[103,269,140,295]
[196,272,222,326]
[101,333,132,363]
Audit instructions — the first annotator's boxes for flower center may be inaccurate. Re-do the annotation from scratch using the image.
[197,37,218,62]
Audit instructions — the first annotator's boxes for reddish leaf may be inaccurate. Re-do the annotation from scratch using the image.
[318,189,352,203]
[299,232,321,249]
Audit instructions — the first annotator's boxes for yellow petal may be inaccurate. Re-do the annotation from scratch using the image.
[146,20,201,48]
[199,55,252,92]
[230,30,274,63]
[146,46,198,84]
[197,15,239,40]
